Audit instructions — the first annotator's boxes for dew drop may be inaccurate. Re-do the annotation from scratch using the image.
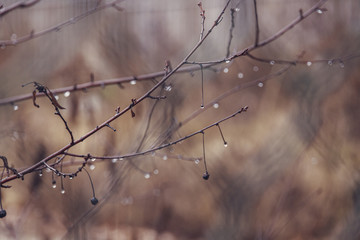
[328,60,333,66]
[195,159,200,165]
[91,158,96,162]
[55,95,59,100]
[144,173,151,179]
[163,155,168,161]
[164,85,172,92]
[119,157,124,161]
[257,82,264,88]
[13,105,19,111]
[130,80,136,85]
[64,91,71,97]
[61,189,66,194]
[213,103,219,109]
[224,142,228,147]
[10,33,17,44]
[153,169,159,175]
[46,168,51,173]
[69,176,73,180]
[235,8,240,12]
[253,66,259,72]
[237,72,244,79]
[306,61,312,67]
[89,164,95,170]
[316,9,323,14]
[223,68,229,73]
[52,182,57,189]
[39,172,43,177]
[225,60,230,64]
[270,60,275,65]
[200,105,204,109]
[112,158,118,163]
[339,62,345,68]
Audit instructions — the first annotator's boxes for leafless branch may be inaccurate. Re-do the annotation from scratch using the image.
[0,0,40,17]
[0,0,233,186]
[253,0,260,47]
[0,0,124,47]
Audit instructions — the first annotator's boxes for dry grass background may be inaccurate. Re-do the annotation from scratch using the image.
[0,0,360,239]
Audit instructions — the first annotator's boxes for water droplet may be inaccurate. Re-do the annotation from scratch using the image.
[61,189,66,194]
[200,105,204,109]
[10,33,17,44]
[69,176,73,180]
[224,142,228,147]
[13,105,19,111]
[91,158,96,162]
[153,169,159,175]
[339,62,345,68]
[144,173,151,179]
[112,158,118,163]
[64,91,71,97]
[253,66,259,72]
[38,172,43,177]
[164,85,172,92]
[270,60,275,65]
[89,164,95,170]
[119,157,124,161]
[225,59,230,64]
[121,196,133,205]
[235,8,240,12]
[195,159,200,164]
[46,168,51,173]
[316,9,323,14]
[306,61,312,66]
[52,182,57,189]
[55,95,59,100]
[237,72,244,79]
[213,103,219,109]
[327,60,333,66]
[223,68,229,73]
[130,80,136,85]
[163,155,168,161]
[257,82,264,88]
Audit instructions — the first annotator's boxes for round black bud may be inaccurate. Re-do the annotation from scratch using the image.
[0,209,7,218]
[202,172,210,180]
[90,197,98,205]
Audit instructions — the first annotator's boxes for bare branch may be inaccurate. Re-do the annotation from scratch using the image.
[253,0,260,47]
[0,0,40,17]
[0,0,124,47]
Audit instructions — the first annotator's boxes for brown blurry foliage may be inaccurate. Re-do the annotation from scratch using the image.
[1,0,360,239]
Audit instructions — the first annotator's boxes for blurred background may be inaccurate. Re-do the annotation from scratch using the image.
[0,0,360,239]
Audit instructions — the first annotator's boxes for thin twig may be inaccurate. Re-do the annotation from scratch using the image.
[226,8,236,57]
[0,0,124,47]
[0,0,40,17]
[62,106,248,161]
[253,0,260,47]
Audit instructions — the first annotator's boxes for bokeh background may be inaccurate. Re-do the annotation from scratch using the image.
[1,0,360,239]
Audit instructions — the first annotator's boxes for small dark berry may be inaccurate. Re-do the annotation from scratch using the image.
[90,197,98,205]
[202,172,210,180]
[0,209,7,218]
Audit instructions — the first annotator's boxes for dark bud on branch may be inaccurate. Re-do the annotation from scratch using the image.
[0,209,6,218]
[202,171,210,180]
[91,197,99,205]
